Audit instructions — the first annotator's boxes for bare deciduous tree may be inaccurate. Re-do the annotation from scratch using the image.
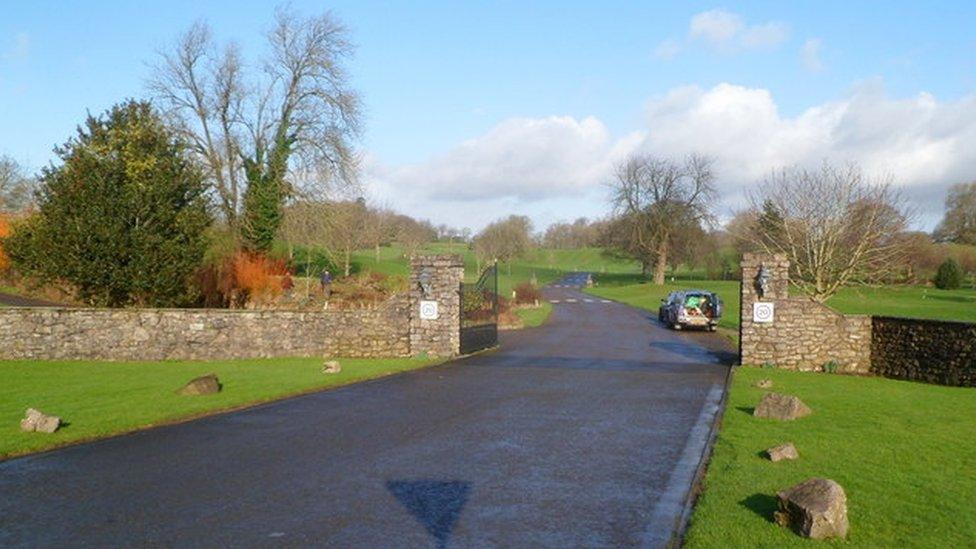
[934,181,976,245]
[607,153,716,285]
[149,6,362,234]
[362,204,395,263]
[472,215,533,274]
[0,155,35,213]
[739,162,911,301]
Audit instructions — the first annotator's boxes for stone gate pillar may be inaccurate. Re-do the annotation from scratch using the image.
[740,253,790,366]
[409,254,465,358]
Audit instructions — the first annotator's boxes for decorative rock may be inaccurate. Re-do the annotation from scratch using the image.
[774,478,849,539]
[322,360,342,374]
[755,379,773,389]
[178,374,221,395]
[766,442,799,462]
[754,392,812,420]
[20,408,61,433]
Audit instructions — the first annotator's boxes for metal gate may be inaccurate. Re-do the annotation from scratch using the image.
[460,263,498,354]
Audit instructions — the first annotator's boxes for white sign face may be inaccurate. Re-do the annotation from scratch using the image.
[419,300,439,320]
[753,302,775,323]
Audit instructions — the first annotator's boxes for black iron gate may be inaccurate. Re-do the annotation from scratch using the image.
[460,263,499,354]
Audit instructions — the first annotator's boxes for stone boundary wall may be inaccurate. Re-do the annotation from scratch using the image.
[871,316,976,387]
[740,254,871,373]
[0,253,471,362]
[0,295,411,361]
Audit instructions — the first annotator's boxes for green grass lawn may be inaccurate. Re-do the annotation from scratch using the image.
[350,244,641,297]
[587,274,976,330]
[0,356,440,460]
[685,367,976,547]
[515,302,553,328]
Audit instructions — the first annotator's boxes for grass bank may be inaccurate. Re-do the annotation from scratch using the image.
[515,301,553,328]
[0,356,441,460]
[685,367,976,547]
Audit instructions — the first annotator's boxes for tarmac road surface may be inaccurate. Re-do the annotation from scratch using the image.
[0,273,733,548]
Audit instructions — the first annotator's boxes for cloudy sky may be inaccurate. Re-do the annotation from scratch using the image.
[2,1,975,231]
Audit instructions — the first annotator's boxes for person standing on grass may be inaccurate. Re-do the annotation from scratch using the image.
[320,269,333,298]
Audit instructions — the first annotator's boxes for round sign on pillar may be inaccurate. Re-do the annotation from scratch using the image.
[419,300,439,320]
[753,302,775,323]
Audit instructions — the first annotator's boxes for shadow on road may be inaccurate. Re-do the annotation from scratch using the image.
[387,479,471,548]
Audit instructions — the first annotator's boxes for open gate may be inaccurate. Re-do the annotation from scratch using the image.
[460,263,499,354]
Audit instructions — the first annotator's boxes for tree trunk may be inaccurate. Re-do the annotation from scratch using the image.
[653,239,669,285]
[375,243,380,263]
[344,250,351,277]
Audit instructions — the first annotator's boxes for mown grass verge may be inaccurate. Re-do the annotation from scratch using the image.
[515,302,553,328]
[0,356,441,460]
[685,367,976,547]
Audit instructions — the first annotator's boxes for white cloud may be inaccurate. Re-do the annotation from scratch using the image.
[373,116,637,202]
[741,22,791,50]
[636,82,976,220]
[801,38,824,72]
[652,39,681,60]
[2,32,30,61]
[367,83,976,231]
[690,9,743,45]
[688,9,789,52]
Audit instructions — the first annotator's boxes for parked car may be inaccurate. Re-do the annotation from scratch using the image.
[658,290,723,331]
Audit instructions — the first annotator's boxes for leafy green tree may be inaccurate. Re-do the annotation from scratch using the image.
[240,133,291,252]
[933,258,964,290]
[3,100,211,306]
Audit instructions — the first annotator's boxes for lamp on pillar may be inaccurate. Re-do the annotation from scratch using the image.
[756,263,772,300]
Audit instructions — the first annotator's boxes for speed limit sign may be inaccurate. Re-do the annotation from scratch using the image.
[419,300,439,320]
[753,302,775,323]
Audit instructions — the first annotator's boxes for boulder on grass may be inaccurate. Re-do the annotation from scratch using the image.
[322,360,342,374]
[754,392,811,420]
[20,408,61,433]
[754,379,773,389]
[178,374,221,396]
[774,478,849,539]
[766,442,799,462]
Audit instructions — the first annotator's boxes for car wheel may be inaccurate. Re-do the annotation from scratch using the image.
[672,322,682,331]
[709,325,718,332]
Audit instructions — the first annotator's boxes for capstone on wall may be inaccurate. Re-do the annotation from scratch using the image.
[871,316,976,387]
[740,253,872,373]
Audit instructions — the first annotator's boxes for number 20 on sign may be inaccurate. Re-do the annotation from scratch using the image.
[753,302,775,323]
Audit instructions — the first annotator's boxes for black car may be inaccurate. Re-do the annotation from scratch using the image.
[658,290,723,331]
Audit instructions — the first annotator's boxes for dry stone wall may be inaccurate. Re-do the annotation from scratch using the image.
[871,316,976,387]
[0,253,470,362]
[0,295,411,361]
[740,253,872,373]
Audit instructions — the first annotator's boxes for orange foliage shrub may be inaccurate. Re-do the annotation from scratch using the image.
[232,253,286,296]
[193,251,292,308]
[0,215,10,273]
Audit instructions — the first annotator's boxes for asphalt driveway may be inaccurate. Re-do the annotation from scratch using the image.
[0,274,732,548]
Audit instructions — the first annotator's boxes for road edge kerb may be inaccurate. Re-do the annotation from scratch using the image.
[669,363,736,548]
[0,358,450,464]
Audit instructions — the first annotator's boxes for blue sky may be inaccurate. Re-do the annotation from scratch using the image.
[2,1,975,230]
